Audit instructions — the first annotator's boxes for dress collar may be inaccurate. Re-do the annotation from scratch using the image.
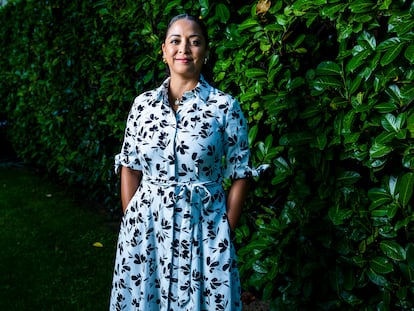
[157,75,210,106]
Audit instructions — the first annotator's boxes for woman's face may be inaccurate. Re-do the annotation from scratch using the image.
[162,18,208,81]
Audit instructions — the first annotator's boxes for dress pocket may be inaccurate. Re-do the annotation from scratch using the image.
[123,186,141,216]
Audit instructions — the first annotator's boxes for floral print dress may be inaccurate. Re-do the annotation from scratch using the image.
[110,76,254,311]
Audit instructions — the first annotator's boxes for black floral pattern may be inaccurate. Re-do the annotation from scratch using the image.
[110,76,252,311]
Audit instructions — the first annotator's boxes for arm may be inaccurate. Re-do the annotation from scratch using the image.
[120,166,142,214]
[226,178,250,231]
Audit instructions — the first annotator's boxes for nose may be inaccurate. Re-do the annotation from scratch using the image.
[178,40,190,54]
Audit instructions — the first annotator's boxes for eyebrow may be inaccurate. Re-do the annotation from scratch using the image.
[168,34,202,39]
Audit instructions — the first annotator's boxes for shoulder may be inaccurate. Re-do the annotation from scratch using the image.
[130,82,165,114]
[132,89,157,106]
[201,80,239,113]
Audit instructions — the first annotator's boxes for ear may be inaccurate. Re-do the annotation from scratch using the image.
[161,43,166,57]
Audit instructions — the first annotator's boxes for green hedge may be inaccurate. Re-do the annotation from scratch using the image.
[1,0,413,309]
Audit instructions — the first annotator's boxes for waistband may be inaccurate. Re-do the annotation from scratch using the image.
[142,175,221,188]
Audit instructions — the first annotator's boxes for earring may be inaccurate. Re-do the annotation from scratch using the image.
[162,57,167,63]
[204,57,208,64]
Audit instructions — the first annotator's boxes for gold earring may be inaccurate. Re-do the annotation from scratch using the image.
[163,57,167,63]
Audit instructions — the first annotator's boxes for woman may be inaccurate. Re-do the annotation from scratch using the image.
[110,14,255,311]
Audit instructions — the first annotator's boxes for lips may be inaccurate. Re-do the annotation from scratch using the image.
[175,58,192,63]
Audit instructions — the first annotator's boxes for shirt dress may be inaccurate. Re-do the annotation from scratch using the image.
[110,76,254,311]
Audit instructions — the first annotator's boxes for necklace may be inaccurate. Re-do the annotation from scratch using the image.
[169,97,181,112]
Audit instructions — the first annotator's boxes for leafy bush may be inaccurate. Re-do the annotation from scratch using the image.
[219,1,414,310]
[1,0,413,309]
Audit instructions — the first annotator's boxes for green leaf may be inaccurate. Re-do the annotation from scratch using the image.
[399,264,414,283]
[346,49,370,72]
[366,268,390,287]
[264,23,282,32]
[342,110,356,134]
[370,158,387,168]
[253,261,268,274]
[239,91,257,102]
[273,156,291,172]
[397,173,414,208]
[199,0,209,9]
[388,175,398,198]
[401,85,414,105]
[349,0,375,13]
[268,54,280,70]
[328,206,353,225]
[381,113,405,132]
[386,84,402,103]
[371,203,398,219]
[271,173,289,185]
[287,77,305,90]
[337,171,361,185]
[375,131,395,144]
[381,42,405,66]
[370,257,394,274]
[313,76,342,91]
[238,18,260,31]
[330,97,348,110]
[377,37,401,51]
[313,133,327,150]
[321,3,346,18]
[369,142,393,158]
[371,206,389,217]
[380,240,406,261]
[276,14,288,26]
[248,125,259,145]
[300,106,320,119]
[316,61,341,76]
[374,102,398,113]
[215,4,230,23]
[391,18,414,36]
[368,188,393,209]
[340,291,364,306]
[378,0,392,10]
[349,75,362,95]
[164,0,183,15]
[360,30,376,50]
[405,44,414,63]
[245,68,267,78]
[386,203,398,218]
[402,153,414,170]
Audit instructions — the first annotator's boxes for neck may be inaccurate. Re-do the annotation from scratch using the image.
[168,75,199,100]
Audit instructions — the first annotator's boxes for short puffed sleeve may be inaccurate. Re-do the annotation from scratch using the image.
[222,99,254,180]
[114,98,143,174]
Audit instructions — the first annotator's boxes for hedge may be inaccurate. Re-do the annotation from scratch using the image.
[1,0,413,309]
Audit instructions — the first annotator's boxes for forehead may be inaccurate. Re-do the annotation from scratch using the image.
[166,19,204,37]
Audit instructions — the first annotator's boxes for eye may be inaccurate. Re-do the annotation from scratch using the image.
[170,39,180,45]
[191,40,201,46]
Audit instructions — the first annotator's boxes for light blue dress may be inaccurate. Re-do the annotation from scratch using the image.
[110,76,256,311]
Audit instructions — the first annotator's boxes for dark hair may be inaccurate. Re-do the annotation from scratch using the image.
[164,14,213,83]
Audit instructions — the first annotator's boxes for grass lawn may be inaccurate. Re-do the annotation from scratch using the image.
[0,166,119,310]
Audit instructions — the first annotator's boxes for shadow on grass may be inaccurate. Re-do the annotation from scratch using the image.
[0,166,119,310]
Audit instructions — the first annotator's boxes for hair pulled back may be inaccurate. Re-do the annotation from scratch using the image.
[164,14,213,83]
